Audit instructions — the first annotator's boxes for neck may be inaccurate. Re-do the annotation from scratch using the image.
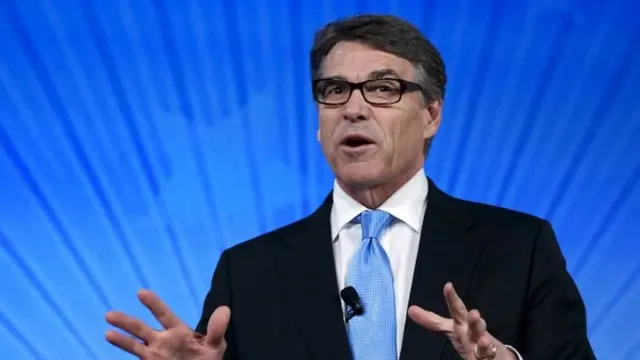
[338,164,423,209]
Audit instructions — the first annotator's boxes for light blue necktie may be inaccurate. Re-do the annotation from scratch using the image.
[346,210,397,360]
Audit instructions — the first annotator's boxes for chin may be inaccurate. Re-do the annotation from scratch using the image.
[335,161,386,188]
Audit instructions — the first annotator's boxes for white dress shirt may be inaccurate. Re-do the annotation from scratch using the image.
[330,169,523,360]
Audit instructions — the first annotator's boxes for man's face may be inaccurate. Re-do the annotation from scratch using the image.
[316,41,441,189]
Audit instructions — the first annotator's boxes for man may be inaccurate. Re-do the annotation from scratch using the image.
[105,14,596,360]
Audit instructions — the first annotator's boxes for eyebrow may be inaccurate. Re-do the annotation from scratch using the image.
[320,68,403,81]
[368,68,402,79]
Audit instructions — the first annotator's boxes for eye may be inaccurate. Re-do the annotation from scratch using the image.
[366,80,401,93]
[326,85,343,94]
[318,80,348,96]
[372,84,393,92]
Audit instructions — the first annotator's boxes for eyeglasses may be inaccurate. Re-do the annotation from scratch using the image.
[312,78,423,106]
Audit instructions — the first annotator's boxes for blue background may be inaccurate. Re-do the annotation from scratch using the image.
[1,0,639,359]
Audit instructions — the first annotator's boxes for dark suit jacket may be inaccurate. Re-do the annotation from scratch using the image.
[195,179,596,360]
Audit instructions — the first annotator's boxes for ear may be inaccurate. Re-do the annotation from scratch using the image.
[422,100,443,140]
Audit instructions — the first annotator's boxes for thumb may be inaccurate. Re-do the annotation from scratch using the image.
[205,306,231,348]
[408,305,453,332]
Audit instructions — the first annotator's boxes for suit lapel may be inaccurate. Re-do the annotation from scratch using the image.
[275,194,352,360]
[400,179,482,360]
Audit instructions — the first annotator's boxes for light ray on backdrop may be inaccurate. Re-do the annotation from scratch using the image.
[0,0,639,359]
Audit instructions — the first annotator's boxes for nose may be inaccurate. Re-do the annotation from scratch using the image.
[341,88,370,122]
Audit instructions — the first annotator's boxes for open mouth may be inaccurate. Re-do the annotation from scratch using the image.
[341,135,375,148]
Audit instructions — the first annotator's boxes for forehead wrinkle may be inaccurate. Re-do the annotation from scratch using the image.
[322,49,415,82]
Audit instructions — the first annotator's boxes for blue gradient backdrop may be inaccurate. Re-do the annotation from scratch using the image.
[1,0,639,359]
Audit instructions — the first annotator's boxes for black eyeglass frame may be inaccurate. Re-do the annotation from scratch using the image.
[311,78,424,106]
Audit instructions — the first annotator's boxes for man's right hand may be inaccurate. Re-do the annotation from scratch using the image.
[105,289,230,360]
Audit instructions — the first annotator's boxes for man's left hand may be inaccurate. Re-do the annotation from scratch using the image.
[408,282,516,360]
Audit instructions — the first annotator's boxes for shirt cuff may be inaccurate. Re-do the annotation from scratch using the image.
[504,345,523,360]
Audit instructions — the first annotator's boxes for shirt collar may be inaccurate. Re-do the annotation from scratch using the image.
[330,168,429,241]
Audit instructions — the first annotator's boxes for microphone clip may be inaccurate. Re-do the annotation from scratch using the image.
[340,286,364,323]
[345,306,359,323]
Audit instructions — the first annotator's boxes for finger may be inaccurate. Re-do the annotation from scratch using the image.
[206,306,231,348]
[443,282,468,325]
[468,309,487,343]
[474,334,495,359]
[105,329,148,357]
[447,332,466,354]
[106,311,156,343]
[138,289,183,329]
[407,305,454,332]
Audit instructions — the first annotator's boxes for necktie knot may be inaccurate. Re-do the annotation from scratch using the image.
[359,210,392,240]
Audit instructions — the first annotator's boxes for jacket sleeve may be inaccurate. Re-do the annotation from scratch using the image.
[195,249,239,359]
[520,220,597,359]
